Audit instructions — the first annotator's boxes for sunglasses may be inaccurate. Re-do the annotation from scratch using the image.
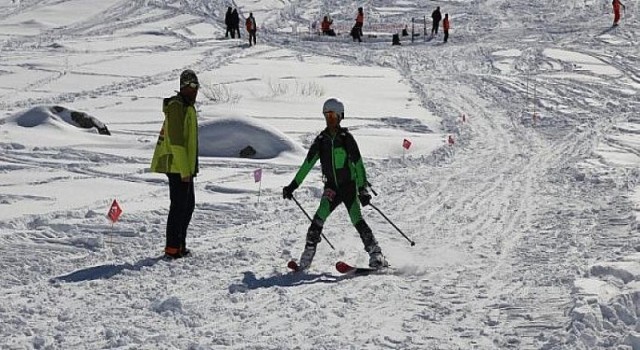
[182,82,199,89]
[324,111,338,119]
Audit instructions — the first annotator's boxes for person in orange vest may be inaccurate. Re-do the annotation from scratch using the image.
[246,12,257,46]
[352,7,364,42]
[443,13,450,43]
[321,16,335,36]
[612,0,626,26]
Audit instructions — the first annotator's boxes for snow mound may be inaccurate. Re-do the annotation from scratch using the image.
[198,115,303,159]
[152,296,183,314]
[1,105,109,134]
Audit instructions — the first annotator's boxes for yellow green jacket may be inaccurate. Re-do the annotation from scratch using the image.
[150,94,199,178]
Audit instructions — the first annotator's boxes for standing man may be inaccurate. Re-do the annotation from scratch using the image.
[246,12,257,46]
[352,7,364,42]
[231,8,241,39]
[282,98,388,271]
[431,6,442,36]
[151,70,200,259]
[224,7,233,38]
[613,0,625,26]
[443,13,450,43]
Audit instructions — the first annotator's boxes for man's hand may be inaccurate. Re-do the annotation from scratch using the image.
[358,188,371,207]
[283,184,296,200]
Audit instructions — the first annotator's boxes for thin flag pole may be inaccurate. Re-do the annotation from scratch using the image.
[106,199,122,253]
[254,168,263,203]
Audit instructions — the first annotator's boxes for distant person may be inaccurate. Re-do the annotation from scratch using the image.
[321,16,336,36]
[150,70,200,259]
[231,9,241,38]
[392,33,401,45]
[246,13,257,46]
[282,98,388,271]
[402,25,409,36]
[612,0,625,26]
[352,7,364,42]
[224,7,233,38]
[431,6,442,36]
[443,13,450,43]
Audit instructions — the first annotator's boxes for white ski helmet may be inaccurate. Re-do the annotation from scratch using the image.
[322,98,344,120]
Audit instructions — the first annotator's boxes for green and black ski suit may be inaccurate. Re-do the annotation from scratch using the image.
[288,127,378,250]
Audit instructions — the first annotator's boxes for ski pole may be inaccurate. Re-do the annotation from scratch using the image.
[291,195,336,250]
[369,203,415,246]
[366,181,378,196]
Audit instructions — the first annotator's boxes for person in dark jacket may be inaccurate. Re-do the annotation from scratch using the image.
[150,70,200,259]
[231,9,241,38]
[431,7,442,36]
[352,7,364,42]
[224,7,233,38]
[282,98,388,270]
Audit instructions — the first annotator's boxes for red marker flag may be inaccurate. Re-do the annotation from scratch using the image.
[107,199,123,223]
[402,138,412,150]
[448,135,455,145]
[253,168,262,183]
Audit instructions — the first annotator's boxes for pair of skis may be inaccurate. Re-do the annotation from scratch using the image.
[288,260,382,275]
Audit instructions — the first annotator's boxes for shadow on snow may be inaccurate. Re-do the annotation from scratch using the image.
[50,256,164,283]
[229,271,346,292]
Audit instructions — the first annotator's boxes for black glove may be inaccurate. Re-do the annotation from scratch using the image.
[358,188,371,207]
[283,182,297,200]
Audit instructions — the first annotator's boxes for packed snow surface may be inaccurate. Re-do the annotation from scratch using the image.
[1,0,639,349]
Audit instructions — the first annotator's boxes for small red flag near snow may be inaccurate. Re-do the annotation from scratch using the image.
[448,135,455,145]
[402,138,412,150]
[253,168,262,183]
[107,199,122,223]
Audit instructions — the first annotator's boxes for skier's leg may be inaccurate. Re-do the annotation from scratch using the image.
[165,174,187,257]
[179,180,195,255]
[299,188,340,269]
[344,185,388,268]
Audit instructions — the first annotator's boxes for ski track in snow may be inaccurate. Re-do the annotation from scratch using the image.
[1,0,640,349]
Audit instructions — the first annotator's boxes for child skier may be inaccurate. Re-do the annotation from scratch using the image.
[282,98,388,270]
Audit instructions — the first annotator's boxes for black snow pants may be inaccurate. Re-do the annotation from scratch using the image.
[166,173,195,250]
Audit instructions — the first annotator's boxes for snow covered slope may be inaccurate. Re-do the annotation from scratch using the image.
[1,0,639,349]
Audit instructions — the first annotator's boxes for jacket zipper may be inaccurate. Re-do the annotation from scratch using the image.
[330,134,339,190]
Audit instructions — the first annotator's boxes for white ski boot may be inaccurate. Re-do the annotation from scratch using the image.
[367,245,389,269]
[298,244,317,271]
